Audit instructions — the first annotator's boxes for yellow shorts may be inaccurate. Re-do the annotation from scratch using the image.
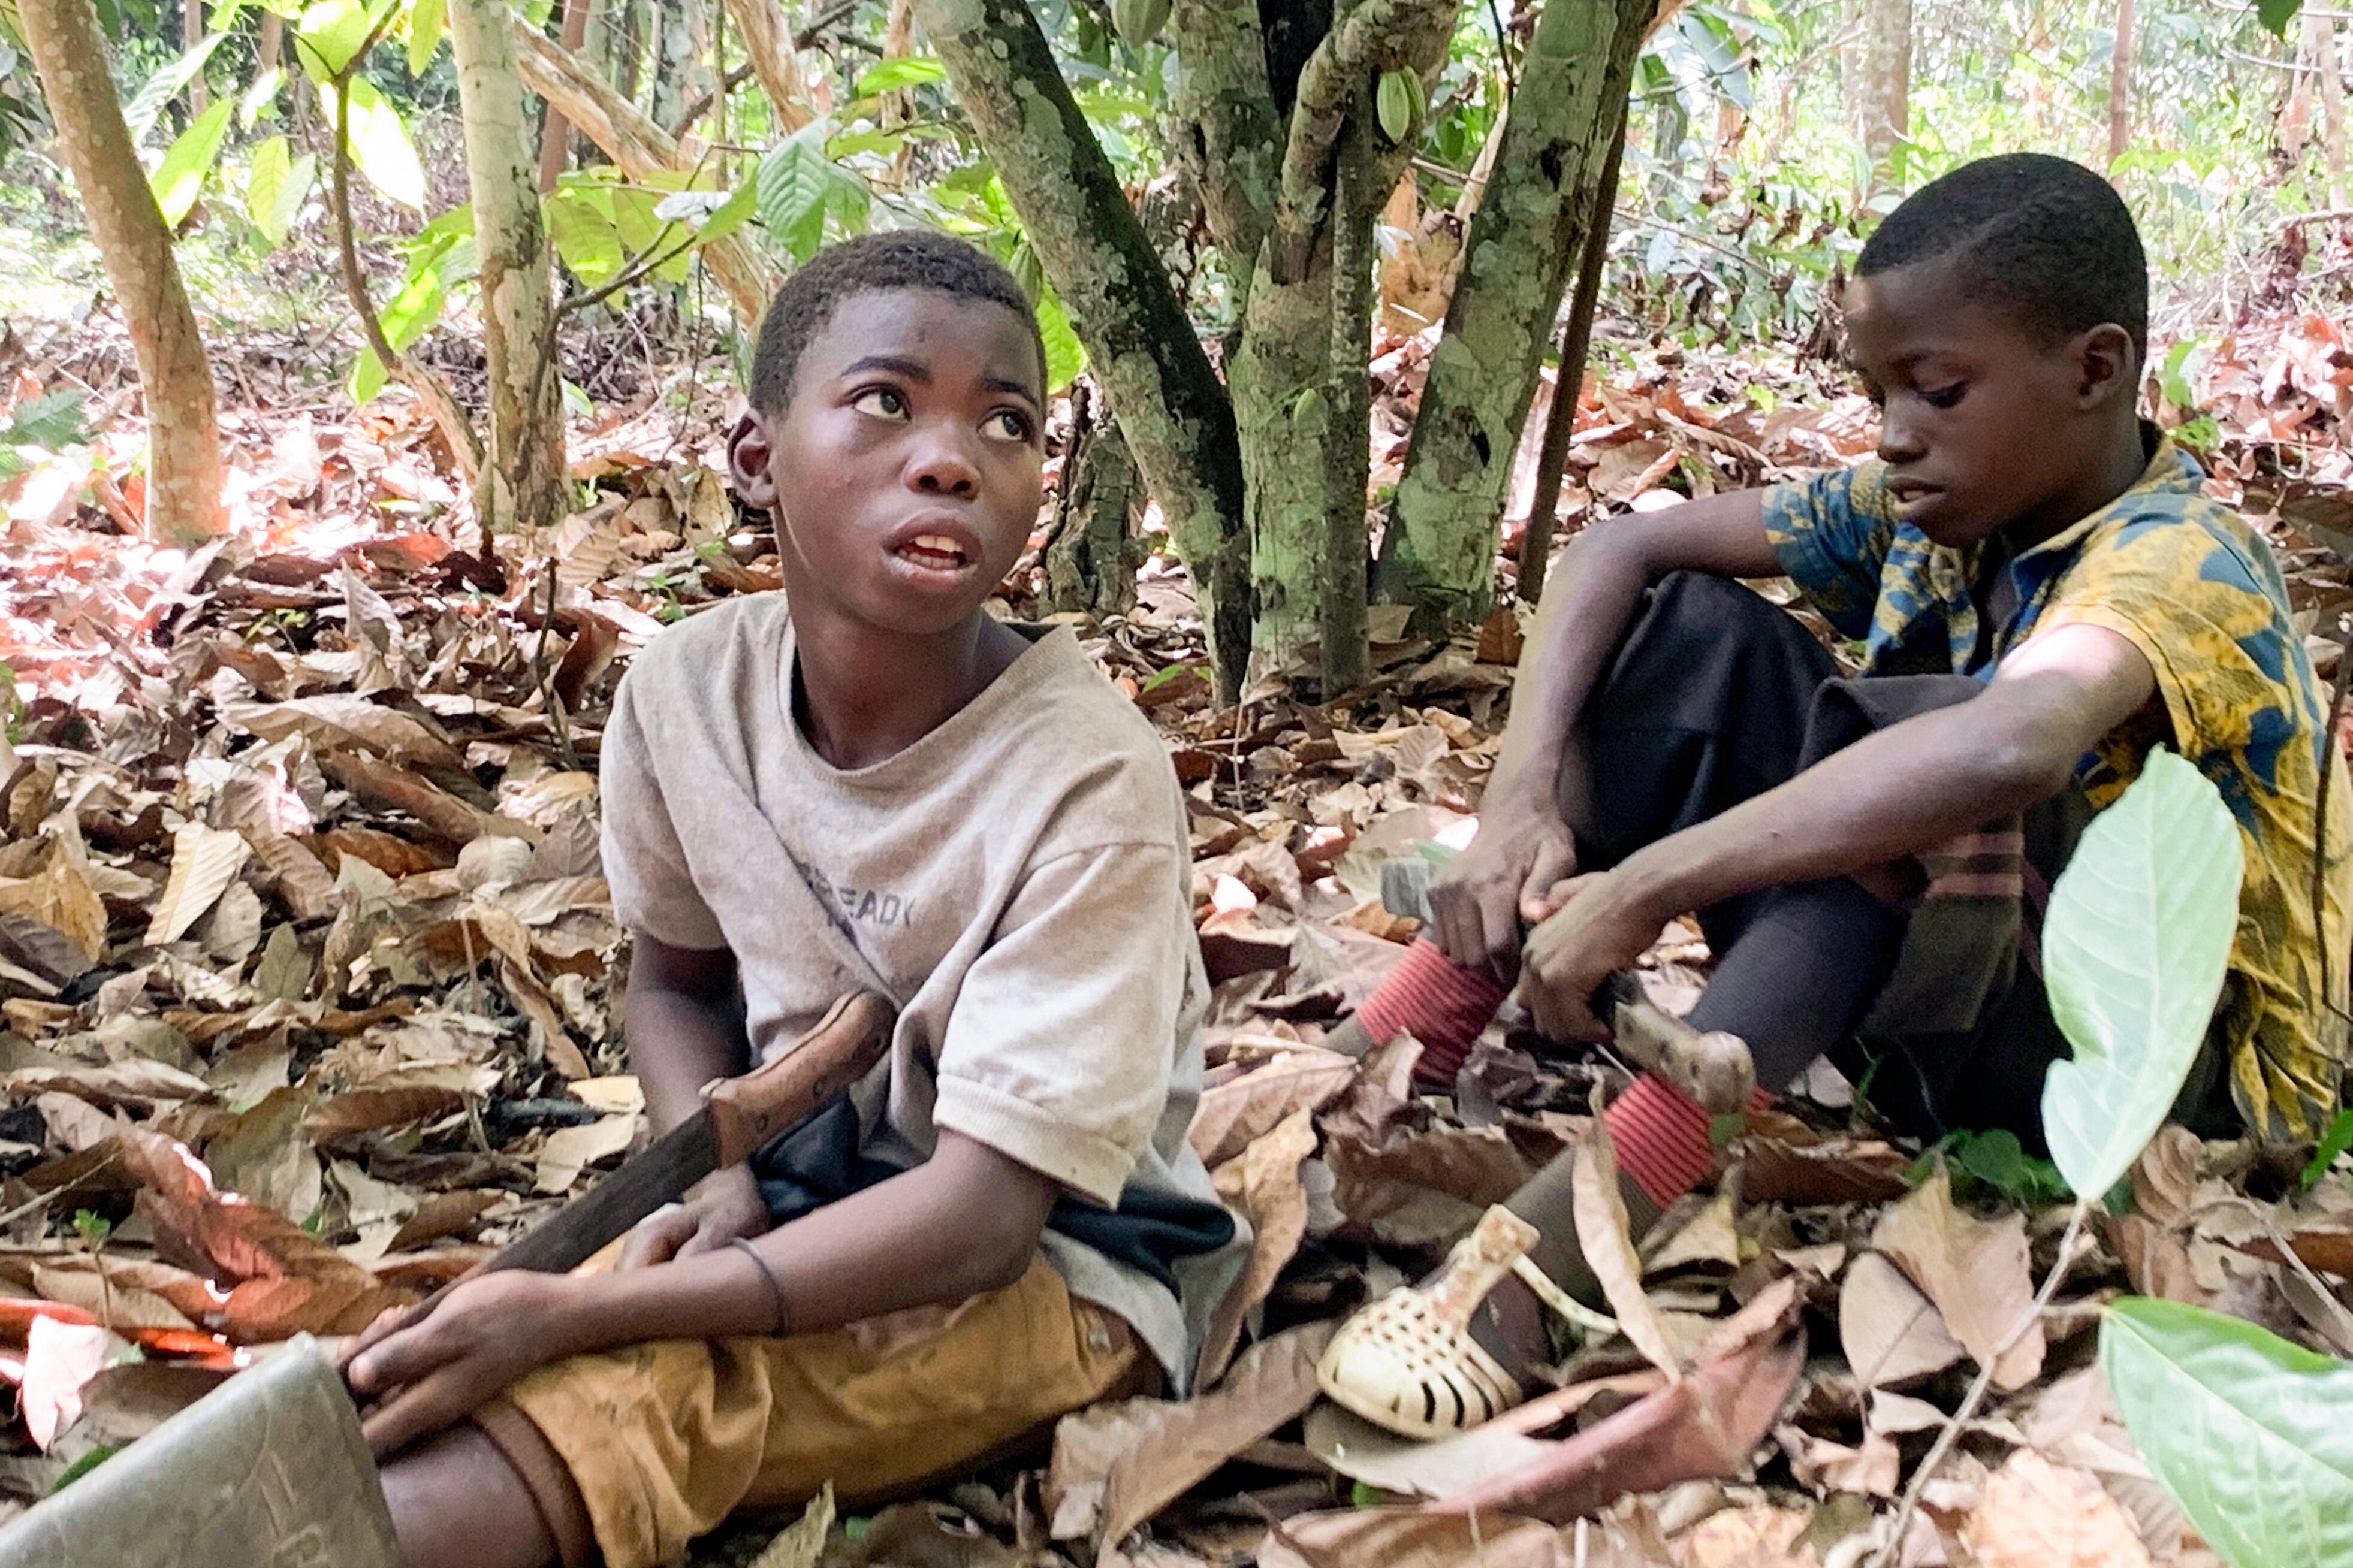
[473,1259,1144,1568]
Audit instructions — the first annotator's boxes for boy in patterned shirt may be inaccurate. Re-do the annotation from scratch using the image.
[1317,153,2350,1439]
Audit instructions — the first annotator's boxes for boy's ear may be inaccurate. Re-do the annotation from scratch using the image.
[2073,323,2137,410]
[728,410,780,510]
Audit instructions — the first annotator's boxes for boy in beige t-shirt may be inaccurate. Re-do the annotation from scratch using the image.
[339,232,1244,1568]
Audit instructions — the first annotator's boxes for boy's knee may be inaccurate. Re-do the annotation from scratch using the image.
[1644,569,1778,633]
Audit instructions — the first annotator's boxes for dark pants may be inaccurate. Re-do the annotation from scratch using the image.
[1568,572,2233,1147]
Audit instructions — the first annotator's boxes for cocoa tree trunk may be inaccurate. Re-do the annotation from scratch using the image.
[184,0,208,110]
[1519,104,1625,607]
[538,0,595,192]
[1860,0,1911,189]
[916,0,1253,693]
[2105,0,2134,169]
[1374,0,1651,635]
[1318,108,1375,694]
[451,0,566,534]
[723,0,814,132]
[20,0,226,543]
[2317,12,2348,209]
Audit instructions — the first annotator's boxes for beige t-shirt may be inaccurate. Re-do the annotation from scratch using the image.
[598,595,1244,1388]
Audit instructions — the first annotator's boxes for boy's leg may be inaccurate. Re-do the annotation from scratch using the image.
[379,1426,565,1568]
[384,1258,1141,1568]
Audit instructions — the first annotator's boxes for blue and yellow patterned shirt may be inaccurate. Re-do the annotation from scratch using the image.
[1763,437,2351,1138]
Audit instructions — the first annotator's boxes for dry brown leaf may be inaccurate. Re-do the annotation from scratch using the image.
[1871,1166,2046,1391]
[1839,1250,1966,1388]
[1646,1186,1742,1275]
[1045,1321,1334,1560]
[22,1315,114,1451]
[534,1111,642,1192]
[1323,1120,1537,1246]
[305,1085,466,1143]
[143,823,251,947]
[1258,1509,1602,1568]
[0,839,107,961]
[1675,1503,1816,1568]
[319,751,490,844]
[1573,1108,1682,1378]
[222,694,466,771]
[1187,1050,1355,1168]
[1197,1104,1317,1385]
[204,1083,323,1222]
[1776,1421,1899,1498]
[1962,1451,2153,1568]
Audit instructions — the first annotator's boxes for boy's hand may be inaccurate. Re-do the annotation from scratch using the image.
[343,1271,580,1460]
[619,1163,770,1270]
[1516,872,1664,1042]
[1427,806,1579,981]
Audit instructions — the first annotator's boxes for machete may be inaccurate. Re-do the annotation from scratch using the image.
[376,989,897,1327]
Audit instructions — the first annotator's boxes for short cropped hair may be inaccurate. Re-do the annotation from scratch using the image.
[1857,153,2149,363]
[749,231,1044,417]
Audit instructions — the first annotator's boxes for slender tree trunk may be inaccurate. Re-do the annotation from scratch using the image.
[2104,0,2134,170]
[451,0,566,534]
[255,10,283,96]
[1519,104,1625,607]
[1860,0,1911,189]
[2318,13,2348,210]
[722,0,814,132]
[916,0,1252,692]
[1043,389,1144,618]
[1374,0,1651,635]
[616,0,644,105]
[650,0,708,128]
[20,0,226,543]
[184,0,209,111]
[512,23,778,324]
[1319,108,1375,694]
[538,0,595,191]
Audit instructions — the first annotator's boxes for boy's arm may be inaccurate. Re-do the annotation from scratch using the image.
[346,1128,1058,1458]
[1516,621,2159,1040]
[1433,490,1785,979]
[613,934,769,1268]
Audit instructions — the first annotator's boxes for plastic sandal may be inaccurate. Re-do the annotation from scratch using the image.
[1316,1204,1619,1440]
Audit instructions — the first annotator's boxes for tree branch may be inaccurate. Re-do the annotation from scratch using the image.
[1169,0,1281,264]
[510,22,778,325]
[324,16,482,481]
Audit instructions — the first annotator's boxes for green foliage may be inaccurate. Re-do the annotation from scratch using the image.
[1910,1129,2070,1208]
[405,0,444,75]
[2101,1298,2353,1567]
[317,75,425,210]
[70,1208,111,1243]
[5,389,89,449]
[244,134,315,246]
[2039,748,2243,1199]
[2256,0,2306,37]
[150,96,233,226]
[2303,1107,2353,1190]
[756,121,868,264]
[49,1445,124,1494]
[853,56,947,96]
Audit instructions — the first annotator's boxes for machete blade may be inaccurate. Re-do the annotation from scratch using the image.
[482,1110,722,1276]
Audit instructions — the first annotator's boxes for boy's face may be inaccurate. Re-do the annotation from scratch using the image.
[1844,258,2135,550]
[729,288,1045,635]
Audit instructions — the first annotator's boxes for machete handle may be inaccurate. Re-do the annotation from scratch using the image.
[1603,972,1756,1116]
[703,990,897,1168]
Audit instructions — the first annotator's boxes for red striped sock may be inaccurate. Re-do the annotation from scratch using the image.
[1354,938,1509,1086]
[1604,1072,1775,1210]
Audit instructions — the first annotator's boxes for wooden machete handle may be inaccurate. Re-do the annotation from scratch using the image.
[703,990,897,1169]
[1604,972,1756,1116]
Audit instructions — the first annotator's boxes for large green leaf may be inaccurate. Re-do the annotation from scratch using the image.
[150,98,233,227]
[406,0,445,75]
[124,31,230,141]
[295,0,370,77]
[2038,747,2242,1198]
[546,193,626,284]
[756,124,833,261]
[2258,0,2306,36]
[2101,1298,2353,1567]
[853,55,945,96]
[246,132,292,241]
[318,76,425,210]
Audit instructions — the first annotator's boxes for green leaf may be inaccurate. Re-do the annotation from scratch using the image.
[853,55,946,96]
[756,124,834,261]
[150,98,234,227]
[2039,748,2243,1198]
[1036,286,1085,394]
[247,133,300,244]
[546,194,626,283]
[5,391,90,450]
[319,75,426,209]
[2303,1106,2353,1189]
[1376,70,1415,145]
[406,0,445,75]
[2159,338,2203,410]
[376,259,444,350]
[125,31,230,141]
[237,64,285,126]
[295,0,371,77]
[2257,0,2306,37]
[348,346,388,405]
[2101,1297,2353,1568]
